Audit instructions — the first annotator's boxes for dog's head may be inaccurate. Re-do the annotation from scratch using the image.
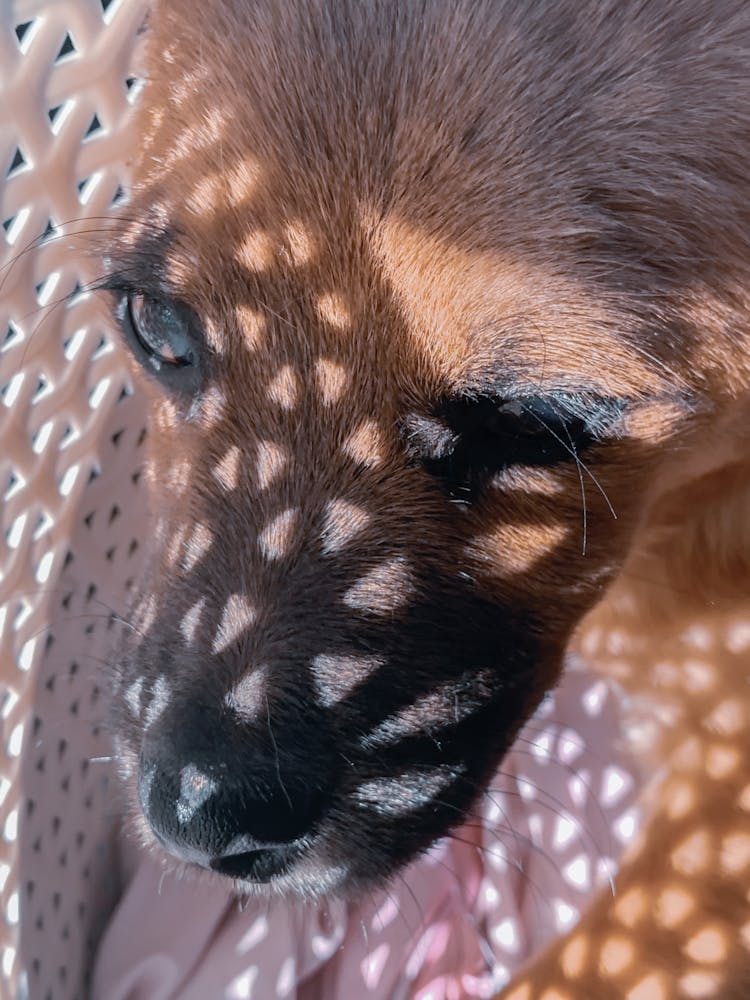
[104,0,750,896]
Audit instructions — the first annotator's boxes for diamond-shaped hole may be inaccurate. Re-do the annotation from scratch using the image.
[7,147,27,178]
[84,113,103,140]
[55,33,76,62]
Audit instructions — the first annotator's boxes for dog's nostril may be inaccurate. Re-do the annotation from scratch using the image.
[209,845,298,881]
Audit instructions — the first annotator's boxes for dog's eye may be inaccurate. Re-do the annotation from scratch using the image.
[123,292,195,371]
[404,393,624,499]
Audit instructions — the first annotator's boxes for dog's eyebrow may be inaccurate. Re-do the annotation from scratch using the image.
[98,223,178,296]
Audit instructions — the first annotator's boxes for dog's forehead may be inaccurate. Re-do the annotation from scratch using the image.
[126,0,698,399]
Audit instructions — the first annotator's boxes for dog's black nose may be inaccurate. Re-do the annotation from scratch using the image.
[137,701,330,880]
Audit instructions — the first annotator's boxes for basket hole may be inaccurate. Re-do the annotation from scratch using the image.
[55,33,76,62]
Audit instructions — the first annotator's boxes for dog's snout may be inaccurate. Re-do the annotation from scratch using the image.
[136,701,329,880]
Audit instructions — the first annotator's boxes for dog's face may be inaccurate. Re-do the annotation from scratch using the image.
[105,0,750,896]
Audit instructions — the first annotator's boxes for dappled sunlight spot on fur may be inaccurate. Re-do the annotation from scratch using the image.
[316,292,351,330]
[213,446,242,491]
[315,357,349,405]
[598,935,634,977]
[224,667,268,720]
[180,597,206,646]
[720,832,750,874]
[236,305,267,350]
[342,556,415,614]
[225,156,262,208]
[266,366,299,410]
[655,886,695,929]
[186,173,225,216]
[670,829,712,876]
[144,676,171,728]
[283,220,315,265]
[256,440,287,490]
[614,887,648,928]
[133,593,158,635]
[183,522,214,572]
[626,973,668,1000]
[560,935,588,978]
[258,508,297,561]
[471,521,568,574]
[342,420,386,467]
[679,971,723,998]
[320,498,370,554]
[196,386,227,427]
[236,229,274,271]
[212,593,256,654]
[311,652,383,707]
[683,926,727,964]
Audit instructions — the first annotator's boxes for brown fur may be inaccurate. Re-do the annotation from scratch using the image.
[105,0,750,994]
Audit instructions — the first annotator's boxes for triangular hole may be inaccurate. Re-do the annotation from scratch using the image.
[14,21,33,45]
[56,33,75,61]
[7,147,26,176]
[85,113,103,139]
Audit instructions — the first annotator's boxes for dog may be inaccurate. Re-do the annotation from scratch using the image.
[101,0,750,994]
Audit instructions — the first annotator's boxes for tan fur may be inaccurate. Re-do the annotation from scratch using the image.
[112,0,750,992]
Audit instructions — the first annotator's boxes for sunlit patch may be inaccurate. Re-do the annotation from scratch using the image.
[503,985,531,1000]
[684,926,727,964]
[196,386,226,426]
[258,508,297,560]
[627,974,667,1000]
[167,457,191,493]
[665,779,695,820]
[176,764,217,823]
[563,854,591,890]
[321,499,370,554]
[553,899,579,932]
[361,942,390,990]
[213,593,256,654]
[256,440,287,490]
[180,597,206,646]
[353,766,463,817]
[721,832,750,873]
[315,358,349,405]
[683,659,715,692]
[704,698,745,736]
[133,594,158,635]
[673,736,703,771]
[492,917,520,954]
[225,155,262,207]
[214,446,242,491]
[473,522,568,574]
[725,620,750,654]
[656,886,695,928]
[235,305,266,350]
[155,398,180,432]
[224,666,268,719]
[316,292,351,330]
[125,677,144,717]
[614,887,647,928]
[738,784,750,812]
[166,524,188,568]
[236,229,273,271]
[311,652,384,707]
[363,679,480,748]
[741,920,750,951]
[343,420,387,467]
[679,972,722,998]
[186,173,224,215]
[343,556,415,614]
[599,936,634,977]
[183,523,213,572]
[283,220,314,265]
[671,829,711,875]
[706,744,740,780]
[144,676,171,728]
[266,365,299,409]
[561,935,588,978]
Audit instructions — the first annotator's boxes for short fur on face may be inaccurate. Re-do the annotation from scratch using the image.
[104,0,750,921]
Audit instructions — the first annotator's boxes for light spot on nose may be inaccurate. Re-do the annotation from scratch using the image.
[256,440,287,490]
[312,653,384,706]
[125,677,144,717]
[266,366,298,409]
[176,764,218,823]
[316,292,350,329]
[214,446,242,491]
[183,523,213,572]
[236,229,273,271]
[259,508,297,561]
[283,221,314,265]
[133,594,158,635]
[321,499,370,554]
[343,420,387,467]
[213,594,256,654]
[180,597,206,645]
[343,557,414,614]
[353,767,462,817]
[145,676,171,727]
[236,305,266,350]
[224,666,268,719]
[315,358,349,405]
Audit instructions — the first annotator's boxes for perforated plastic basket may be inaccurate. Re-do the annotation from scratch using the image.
[0,2,149,996]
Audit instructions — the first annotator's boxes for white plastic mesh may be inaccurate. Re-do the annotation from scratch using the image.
[0,2,148,996]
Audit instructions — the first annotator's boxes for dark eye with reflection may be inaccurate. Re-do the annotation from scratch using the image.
[123,292,196,371]
[404,393,625,500]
